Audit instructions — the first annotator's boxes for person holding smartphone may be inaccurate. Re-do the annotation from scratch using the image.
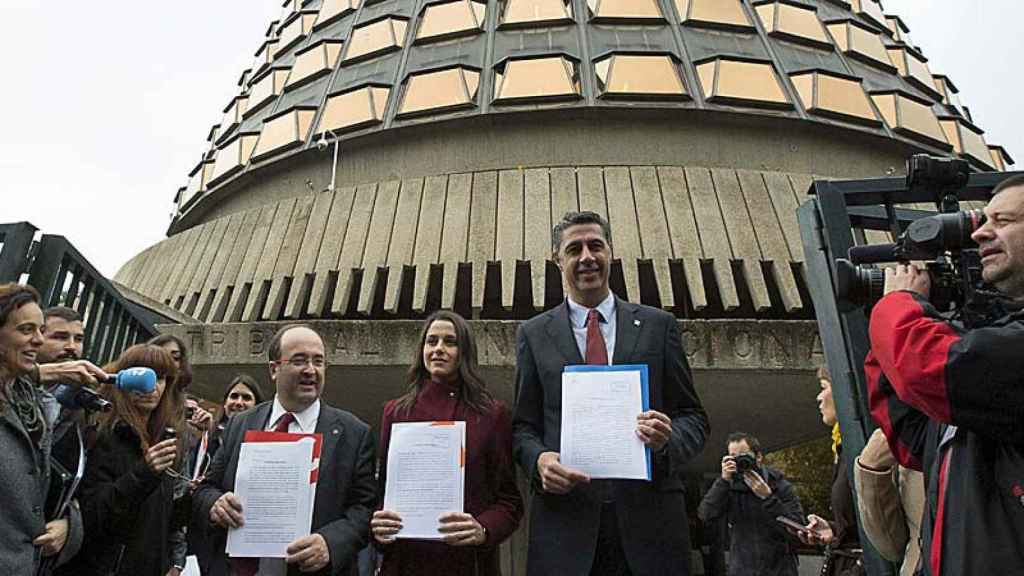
[698,432,803,576]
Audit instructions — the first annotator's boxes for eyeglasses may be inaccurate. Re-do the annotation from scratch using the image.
[279,355,326,368]
[227,392,254,401]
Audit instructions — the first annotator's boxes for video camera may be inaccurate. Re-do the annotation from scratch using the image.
[834,155,996,325]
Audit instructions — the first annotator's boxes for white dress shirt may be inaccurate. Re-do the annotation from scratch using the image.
[258,396,321,576]
[567,292,616,364]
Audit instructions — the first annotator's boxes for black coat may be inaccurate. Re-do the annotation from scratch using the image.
[697,465,803,576]
[60,422,178,576]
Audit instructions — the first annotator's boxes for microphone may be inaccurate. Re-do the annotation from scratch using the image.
[53,385,112,412]
[102,367,158,394]
[848,243,900,264]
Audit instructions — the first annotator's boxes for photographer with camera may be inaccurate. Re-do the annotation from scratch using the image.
[698,432,803,576]
[864,174,1024,575]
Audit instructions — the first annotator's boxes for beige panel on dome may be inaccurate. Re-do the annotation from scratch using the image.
[588,0,662,20]
[210,133,259,184]
[255,39,279,73]
[960,124,993,168]
[358,180,400,314]
[631,166,675,307]
[686,167,740,310]
[283,189,337,318]
[502,0,571,25]
[468,172,498,311]
[754,2,830,47]
[497,170,524,310]
[315,0,358,29]
[412,175,448,312]
[989,147,1009,171]
[828,22,893,70]
[223,204,277,322]
[265,194,316,320]
[851,0,885,29]
[248,68,290,113]
[658,166,707,310]
[345,18,406,63]
[676,0,750,29]
[287,41,342,89]
[400,68,479,116]
[698,59,788,107]
[243,197,296,321]
[712,169,771,311]
[207,208,261,322]
[330,184,376,315]
[596,54,686,98]
[253,109,316,160]
[307,186,355,316]
[495,57,579,101]
[524,168,552,309]
[440,174,472,310]
[417,0,485,41]
[737,170,802,311]
[383,178,425,313]
[871,93,947,147]
[320,86,390,133]
[220,96,249,133]
[184,216,232,315]
[604,167,642,303]
[940,120,961,154]
[276,12,317,57]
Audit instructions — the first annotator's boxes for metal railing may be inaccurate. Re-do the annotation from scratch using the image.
[1,222,160,365]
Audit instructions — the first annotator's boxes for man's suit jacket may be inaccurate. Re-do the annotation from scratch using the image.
[512,298,709,576]
[193,401,377,576]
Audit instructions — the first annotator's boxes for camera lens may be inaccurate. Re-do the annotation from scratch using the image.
[835,259,885,307]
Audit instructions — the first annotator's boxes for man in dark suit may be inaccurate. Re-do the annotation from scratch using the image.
[513,211,710,576]
[194,324,376,576]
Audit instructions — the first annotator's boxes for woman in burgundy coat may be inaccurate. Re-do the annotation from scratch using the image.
[370,311,523,575]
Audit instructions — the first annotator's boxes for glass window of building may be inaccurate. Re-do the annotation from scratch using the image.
[501,0,573,27]
[827,20,895,72]
[849,0,886,30]
[287,40,343,89]
[417,0,487,42]
[884,15,911,44]
[320,85,391,133]
[789,69,879,125]
[252,107,318,160]
[754,1,830,49]
[586,0,663,22]
[696,57,790,108]
[887,47,939,98]
[210,132,260,185]
[870,91,949,149]
[676,0,752,31]
[940,118,993,169]
[247,68,292,114]
[594,53,687,99]
[220,96,250,135]
[315,0,359,30]
[344,17,408,63]
[494,55,581,102]
[276,11,319,57]
[988,146,1013,172]
[398,67,480,116]
[254,39,281,75]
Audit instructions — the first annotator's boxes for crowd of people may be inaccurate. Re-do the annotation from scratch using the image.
[2,181,1023,576]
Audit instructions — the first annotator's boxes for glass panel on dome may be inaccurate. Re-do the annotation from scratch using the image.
[276,12,317,57]
[287,41,343,89]
[399,67,480,116]
[320,86,391,132]
[494,56,581,102]
[417,0,486,41]
[789,70,878,125]
[677,0,752,30]
[827,20,894,71]
[696,58,789,108]
[595,54,686,99]
[248,68,291,113]
[871,92,948,147]
[315,0,358,29]
[345,17,408,63]
[587,0,663,21]
[851,0,886,30]
[210,133,260,184]
[252,108,317,160]
[501,0,573,26]
[754,1,830,48]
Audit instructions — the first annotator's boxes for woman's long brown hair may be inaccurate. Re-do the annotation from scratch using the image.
[98,344,184,450]
[392,310,494,417]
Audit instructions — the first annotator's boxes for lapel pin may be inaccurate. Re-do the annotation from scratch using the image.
[634,319,641,327]
[332,429,340,435]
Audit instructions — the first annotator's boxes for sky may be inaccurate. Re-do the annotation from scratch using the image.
[2,1,1022,278]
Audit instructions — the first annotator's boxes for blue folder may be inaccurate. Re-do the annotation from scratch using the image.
[564,364,652,481]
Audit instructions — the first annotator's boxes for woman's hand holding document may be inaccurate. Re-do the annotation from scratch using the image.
[560,365,652,480]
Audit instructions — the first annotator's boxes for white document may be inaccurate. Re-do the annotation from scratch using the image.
[226,439,315,558]
[383,421,465,540]
[560,369,649,480]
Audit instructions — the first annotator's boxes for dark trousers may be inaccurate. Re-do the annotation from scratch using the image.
[590,503,632,576]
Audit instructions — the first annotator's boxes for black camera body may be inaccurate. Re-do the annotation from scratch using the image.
[733,453,757,474]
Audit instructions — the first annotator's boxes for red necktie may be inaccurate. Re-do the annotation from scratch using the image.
[231,412,298,575]
[586,309,609,365]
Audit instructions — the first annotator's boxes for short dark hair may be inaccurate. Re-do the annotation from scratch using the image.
[267,323,321,361]
[727,432,762,456]
[991,174,1024,198]
[551,211,612,254]
[43,306,82,324]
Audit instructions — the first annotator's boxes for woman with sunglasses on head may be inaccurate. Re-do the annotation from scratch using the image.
[0,283,105,575]
[62,344,187,576]
[370,311,523,576]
